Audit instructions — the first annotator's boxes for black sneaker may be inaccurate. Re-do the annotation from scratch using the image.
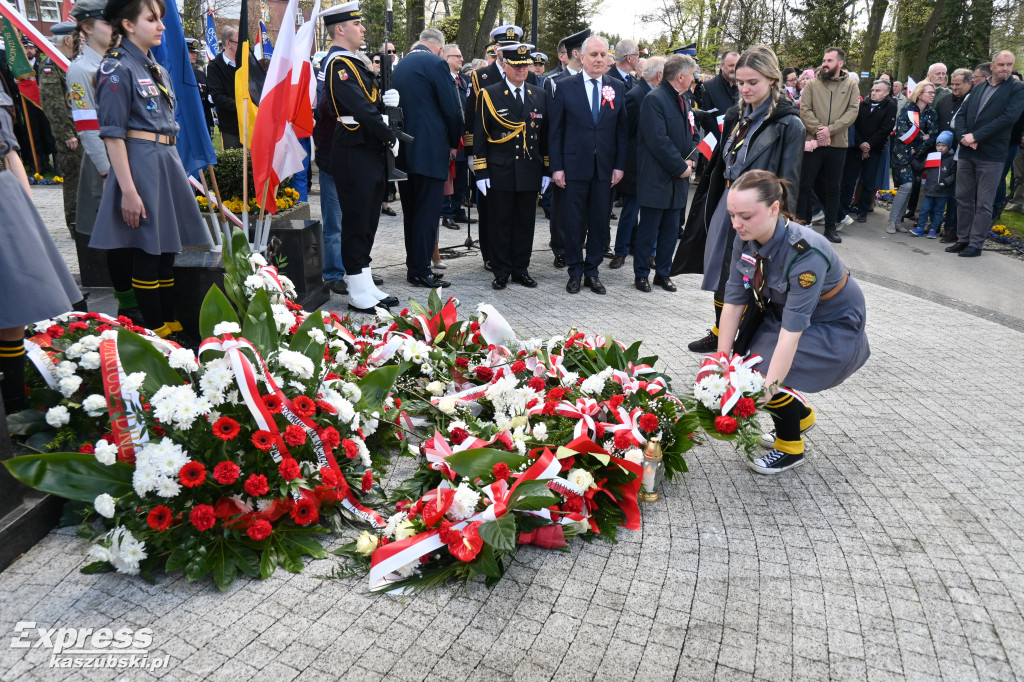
[687,329,718,353]
[747,449,804,475]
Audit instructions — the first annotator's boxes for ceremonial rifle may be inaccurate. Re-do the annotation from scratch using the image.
[379,0,412,181]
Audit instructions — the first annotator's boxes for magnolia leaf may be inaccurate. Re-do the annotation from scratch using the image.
[586,451,611,466]
[5,408,47,436]
[199,285,240,340]
[241,289,278,358]
[468,542,503,579]
[355,365,401,414]
[508,479,558,511]
[259,546,278,579]
[478,515,517,553]
[3,453,134,502]
[116,327,184,396]
[446,448,528,481]
[213,552,237,592]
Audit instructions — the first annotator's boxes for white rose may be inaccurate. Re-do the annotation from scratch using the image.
[45,405,71,427]
[355,531,379,556]
[437,397,457,415]
[212,321,242,336]
[426,381,446,396]
[394,520,418,541]
[94,493,116,518]
[567,468,596,491]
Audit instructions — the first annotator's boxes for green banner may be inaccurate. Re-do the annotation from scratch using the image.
[1,16,33,78]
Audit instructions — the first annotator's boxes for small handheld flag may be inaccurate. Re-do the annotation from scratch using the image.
[924,151,941,168]
[692,131,718,161]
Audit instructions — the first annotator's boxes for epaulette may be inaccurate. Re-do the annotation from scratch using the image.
[793,238,812,252]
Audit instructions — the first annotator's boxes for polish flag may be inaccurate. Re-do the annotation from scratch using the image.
[717,115,725,133]
[250,0,320,213]
[898,111,920,144]
[924,151,941,168]
[72,109,99,132]
[696,131,718,160]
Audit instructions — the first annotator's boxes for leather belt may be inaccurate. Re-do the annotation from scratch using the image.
[819,270,849,302]
[126,129,176,145]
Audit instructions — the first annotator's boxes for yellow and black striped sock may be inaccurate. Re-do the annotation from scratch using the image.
[0,338,28,412]
[132,277,163,330]
[766,392,804,444]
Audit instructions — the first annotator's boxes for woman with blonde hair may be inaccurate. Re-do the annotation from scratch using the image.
[887,80,937,233]
[673,45,806,353]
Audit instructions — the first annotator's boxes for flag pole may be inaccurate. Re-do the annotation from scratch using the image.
[242,103,250,245]
[197,167,222,248]
[18,92,41,175]
[207,164,231,243]
[256,178,270,252]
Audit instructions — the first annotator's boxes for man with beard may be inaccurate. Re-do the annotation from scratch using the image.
[796,47,859,243]
[701,51,739,137]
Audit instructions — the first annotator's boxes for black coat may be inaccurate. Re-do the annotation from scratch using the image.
[392,46,464,180]
[852,97,897,154]
[473,81,548,191]
[618,78,652,196]
[672,97,805,275]
[935,92,967,135]
[701,73,738,121]
[606,66,636,92]
[955,77,1024,162]
[636,80,696,209]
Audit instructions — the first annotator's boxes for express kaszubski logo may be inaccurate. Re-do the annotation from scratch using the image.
[10,622,169,670]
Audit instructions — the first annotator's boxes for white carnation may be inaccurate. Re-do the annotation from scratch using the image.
[212,321,242,336]
[531,421,548,441]
[560,371,580,388]
[78,352,101,370]
[167,348,200,372]
[383,511,409,539]
[276,349,314,379]
[394,560,420,578]
[79,335,101,351]
[58,375,83,398]
[55,361,78,378]
[45,405,71,427]
[94,440,118,465]
[306,327,327,345]
[82,394,108,417]
[94,493,116,518]
[63,343,85,359]
[248,253,268,266]
[122,372,146,393]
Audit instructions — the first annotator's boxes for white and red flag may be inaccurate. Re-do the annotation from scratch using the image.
[717,115,725,132]
[924,151,941,168]
[898,110,920,144]
[695,131,718,160]
[250,0,320,213]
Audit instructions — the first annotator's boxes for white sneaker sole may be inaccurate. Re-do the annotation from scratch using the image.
[759,421,817,449]
[747,456,805,475]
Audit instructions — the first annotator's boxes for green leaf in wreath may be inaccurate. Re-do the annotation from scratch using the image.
[468,542,504,579]
[199,285,241,340]
[281,532,328,559]
[289,308,327,363]
[478,515,517,553]
[508,479,559,511]
[3,453,134,502]
[227,544,261,578]
[241,289,279,359]
[5,408,47,436]
[446,448,528,481]
[116,327,184,396]
[355,365,401,414]
[259,545,278,579]
[165,549,190,573]
[81,561,115,574]
[213,552,237,592]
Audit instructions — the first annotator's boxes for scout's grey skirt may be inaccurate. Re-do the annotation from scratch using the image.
[750,278,871,394]
[701,187,731,292]
[90,138,211,255]
[0,170,81,328]
[74,152,105,236]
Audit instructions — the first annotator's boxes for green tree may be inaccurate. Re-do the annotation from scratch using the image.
[786,0,855,68]
[537,0,590,59]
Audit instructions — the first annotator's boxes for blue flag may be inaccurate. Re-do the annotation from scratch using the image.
[205,11,219,61]
[152,0,217,175]
[259,21,273,59]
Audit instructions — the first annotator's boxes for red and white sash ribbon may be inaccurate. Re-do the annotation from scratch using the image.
[24,336,60,389]
[98,338,149,463]
[256,265,286,296]
[603,405,646,446]
[555,397,602,439]
[423,430,457,479]
[898,111,920,144]
[477,304,517,347]
[718,353,763,415]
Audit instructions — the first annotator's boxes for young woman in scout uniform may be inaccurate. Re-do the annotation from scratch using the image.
[0,82,82,414]
[716,170,870,475]
[90,0,210,338]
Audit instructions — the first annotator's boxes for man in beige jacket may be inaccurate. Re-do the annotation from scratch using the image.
[796,47,859,243]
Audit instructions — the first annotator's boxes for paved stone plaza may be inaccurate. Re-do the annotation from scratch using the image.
[2,185,1024,681]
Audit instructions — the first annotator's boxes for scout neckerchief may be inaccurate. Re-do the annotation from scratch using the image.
[728,116,753,166]
[147,62,173,107]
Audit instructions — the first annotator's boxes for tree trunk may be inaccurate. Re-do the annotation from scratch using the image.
[859,0,890,93]
[911,0,946,77]
[456,0,482,54]
[475,0,502,57]
[515,0,528,30]
[406,0,425,47]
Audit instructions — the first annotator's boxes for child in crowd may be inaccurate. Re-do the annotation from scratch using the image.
[910,130,957,238]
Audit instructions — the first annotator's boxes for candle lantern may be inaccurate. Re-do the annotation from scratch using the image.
[640,437,664,502]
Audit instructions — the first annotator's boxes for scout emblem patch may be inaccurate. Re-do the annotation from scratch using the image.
[338,69,348,81]
[797,271,817,289]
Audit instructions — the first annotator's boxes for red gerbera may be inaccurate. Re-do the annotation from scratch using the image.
[247,519,273,541]
[510,360,527,374]
[493,462,510,481]
[734,397,757,418]
[147,505,172,531]
[213,461,241,485]
[279,458,301,481]
[283,424,306,446]
[212,416,240,441]
[292,396,317,417]
[454,356,470,368]
[528,377,546,392]
[714,415,738,434]
[317,400,338,414]
[179,461,207,488]
[78,443,95,454]
[341,438,359,459]
[262,394,283,413]
[291,498,319,525]
[320,466,338,488]
[189,504,217,531]
[252,430,275,451]
[361,470,373,493]
[450,428,469,445]
[638,413,659,432]
[320,426,341,449]
[244,473,269,497]
[447,521,484,562]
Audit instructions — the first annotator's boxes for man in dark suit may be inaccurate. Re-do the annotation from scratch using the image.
[545,39,568,80]
[549,35,628,295]
[701,51,739,132]
[951,50,1024,257]
[607,39,639,92]
[634,54,697,293]
[474,43,549,290]
[393,28,464,287]
[611,56,664,269]
[440,43,473,228]
[838,79,897,225]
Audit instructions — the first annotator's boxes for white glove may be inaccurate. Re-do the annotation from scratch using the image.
[381,114,390,126]
[382,89,400,107]
[467,155,474,170]
[476,178,489,196]
[391,139,400,158]
[540,176,550,193]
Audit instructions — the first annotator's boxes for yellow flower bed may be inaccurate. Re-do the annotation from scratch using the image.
[199,190,300,214]
[991,224,1011,237]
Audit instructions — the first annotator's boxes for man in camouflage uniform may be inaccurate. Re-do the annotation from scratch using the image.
[37,22,82,231]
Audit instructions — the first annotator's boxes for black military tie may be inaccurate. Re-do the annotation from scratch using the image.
[514,87,523,116]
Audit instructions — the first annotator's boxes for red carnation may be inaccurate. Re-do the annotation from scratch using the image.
[564,496,584,513]
[638,413,659,433]
[607,394,625,409]
[470,321,480,332]
[493,462,510,481]
[511,361,527,374]
[438,519,453,542]
[450,428,469,445]
[212,416,240,441]
[447,521,484,562]
[46,325,64,338]
[455,356,470,368]
[262,394,283,413]
[78,443,95,454]
[252,430,275,451]
[279,458,302,481]
[473,366,494,382]
[68,321,88,331]
[361,470,373,493]
[351,365,368,378]
[283,424,306,446]
[291,498,319,525]
[213,461,241,485]
[526,397,539,410]
[244,473,269,497]
[613,432,632,450]
[292,396,317,417]
[542,401,557,415]
[528,377,546,392]
[320,426,341,449]
[247,519,273,541]
[734,397,757,418]
[546,387,566,401]
[97,324,112,333]
[714,415,738,434]
[341,438,359,459]
[324,372,341,381]
[320,466,339,488]
[179,461,207,488]
[147,505,172,532]
[152,425,165,437]
[189,504,217,531]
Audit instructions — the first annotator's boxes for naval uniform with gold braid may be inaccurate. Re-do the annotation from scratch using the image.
[473,80,548,279]
[327,49,396,276]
